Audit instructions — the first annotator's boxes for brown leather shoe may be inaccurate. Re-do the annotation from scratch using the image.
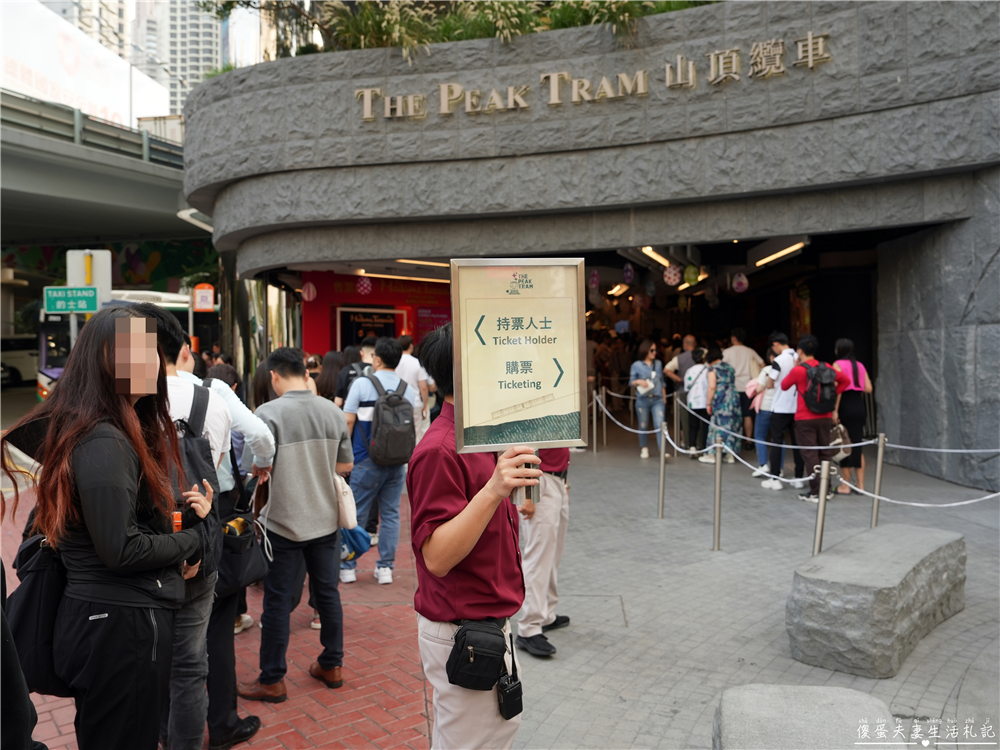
[237,679,287,703]
[309,662,343,688]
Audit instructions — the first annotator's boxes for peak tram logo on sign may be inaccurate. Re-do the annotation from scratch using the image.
[506,272,533,296]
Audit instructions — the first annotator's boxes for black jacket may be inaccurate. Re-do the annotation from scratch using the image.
[58,423,200,609]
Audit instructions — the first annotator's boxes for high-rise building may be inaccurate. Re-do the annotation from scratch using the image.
[41,0,130,61]
[130,0,222,116]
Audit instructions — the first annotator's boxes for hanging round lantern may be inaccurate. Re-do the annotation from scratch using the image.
[623,263,635,284]
[589,270,601,290]
[683,265,700,286]
[356,277,372,295]
[678,296,688,311]
[637,293,652,310]
[663,265,682,286]
[645,279,657,297]
[732,272,749,294]
[301,282,317,302]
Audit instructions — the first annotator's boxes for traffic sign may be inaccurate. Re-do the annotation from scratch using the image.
[451,259,587,453]
[43,286,98,314]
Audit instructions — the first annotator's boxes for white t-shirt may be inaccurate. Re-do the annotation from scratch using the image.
[394,352,427,408]
[166,376,232,469]
[684,364,709,409]
[769,349,799,414]
[723,344,764,392]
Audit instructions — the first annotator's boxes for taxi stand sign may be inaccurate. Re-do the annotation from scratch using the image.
[43,286,98,314]
[451,258,588,454]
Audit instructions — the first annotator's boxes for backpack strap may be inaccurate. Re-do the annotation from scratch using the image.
[394,379,407,396]
[364,373,387,396]
[351,363,365,378]
[187,384,210,437]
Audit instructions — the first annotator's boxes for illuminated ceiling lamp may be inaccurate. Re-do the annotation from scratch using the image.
[608,283,630,297]
[748,235,810,270]
[396,259,450,268]
[354,268,450,284]
[640,246,672,267]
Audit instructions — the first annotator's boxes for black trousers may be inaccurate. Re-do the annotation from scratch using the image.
[689,408,710,451]
[54,597,174,750]
[768,412,805,478]
[206,589,241,739]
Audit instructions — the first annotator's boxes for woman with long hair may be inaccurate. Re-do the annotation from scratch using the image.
[333,346,363,408]
[1,306,212,750]
[315,350,345,401]
[629,339,667,459]
[833,338,873,494]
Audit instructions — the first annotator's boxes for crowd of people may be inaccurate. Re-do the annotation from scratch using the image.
[2,310,576,750]
[593,327,873,503]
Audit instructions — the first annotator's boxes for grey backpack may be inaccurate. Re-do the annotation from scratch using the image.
[364,374,415,466]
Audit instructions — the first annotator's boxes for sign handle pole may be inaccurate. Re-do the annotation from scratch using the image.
[592,392,598,455]
[871,433,886,528]
[712,438,723,551]
[813,461,831,556]
[672,397,680,458]
[657,423,667,519]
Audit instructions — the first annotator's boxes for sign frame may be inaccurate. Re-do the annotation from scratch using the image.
[451,257,588,454]
[336,307,407,350]
[43,286,98,314]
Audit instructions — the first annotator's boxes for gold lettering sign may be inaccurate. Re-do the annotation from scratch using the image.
[354,33,830,121]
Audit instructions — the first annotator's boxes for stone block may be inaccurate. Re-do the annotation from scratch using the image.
[834,115,879,178]
[906,2,961,66]
[712,684,893,750]
[908,59,963,105]
[957,2,1000,56]
[786,524,966,678]
[858,3,908,75]
[703,135,746,195]
[459,127,496,159]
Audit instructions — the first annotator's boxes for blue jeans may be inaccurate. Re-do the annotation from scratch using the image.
[341,459,405,571]
[635,397,665,449]
[755,410,785,467]
[162,572,216,750]
[259,529,343,684]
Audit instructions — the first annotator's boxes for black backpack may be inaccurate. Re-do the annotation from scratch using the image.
[173,384,223,579]
[801,362,838,414]
[364,373,415,466]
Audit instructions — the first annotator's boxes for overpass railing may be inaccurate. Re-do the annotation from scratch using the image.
[1,89,183,169]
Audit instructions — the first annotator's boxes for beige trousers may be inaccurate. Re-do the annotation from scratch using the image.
[417,615,522,750]
[518,473,570,638]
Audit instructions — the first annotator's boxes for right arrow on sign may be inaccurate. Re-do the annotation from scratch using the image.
[553,358,564,388]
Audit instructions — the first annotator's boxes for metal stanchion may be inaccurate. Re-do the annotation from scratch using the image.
[592,394,598,456]
[712,438,723,551]
[871,433,886,528]
[812,460,831,556]
[658,423,667,519]
[601,385,607,446]
[672,397,680,458]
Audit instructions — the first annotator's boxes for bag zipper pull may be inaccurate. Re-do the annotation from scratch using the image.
[468,645,474,663]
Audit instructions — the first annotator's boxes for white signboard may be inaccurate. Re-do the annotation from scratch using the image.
[1,0,168,127]
[452,259,587,453]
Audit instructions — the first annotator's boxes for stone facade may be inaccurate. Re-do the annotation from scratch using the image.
[786,524,966,679]
[183,2,1000,488]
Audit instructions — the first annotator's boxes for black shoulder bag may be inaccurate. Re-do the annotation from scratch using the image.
[214,451,269,599]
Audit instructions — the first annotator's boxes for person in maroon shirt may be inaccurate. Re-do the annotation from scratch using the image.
[780,334,850,502]
[406,324,541,750]
[515,447,571,657]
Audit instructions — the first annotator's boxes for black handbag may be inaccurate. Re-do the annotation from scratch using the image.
[446,618,508,691]
[6,535,73,697]
[214,457,270,599]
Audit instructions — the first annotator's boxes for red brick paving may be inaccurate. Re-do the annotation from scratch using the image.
[2,487,431,750]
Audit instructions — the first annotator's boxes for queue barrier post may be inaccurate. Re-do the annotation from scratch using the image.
[601,385,607,446]
[712,438,723,551]
[672,397,680,458]
[812,460,832,556]
[658,423,668,519]
[871,433,886,528]
[592,393,598,456]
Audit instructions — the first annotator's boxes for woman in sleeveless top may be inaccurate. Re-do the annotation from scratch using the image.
[832,338,873,495]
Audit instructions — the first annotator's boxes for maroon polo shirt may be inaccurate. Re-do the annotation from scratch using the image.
[538,448,570,473]
[406,401,525,623]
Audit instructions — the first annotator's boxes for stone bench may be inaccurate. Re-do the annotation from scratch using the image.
[786,523,965,678]
[713,684,893,750]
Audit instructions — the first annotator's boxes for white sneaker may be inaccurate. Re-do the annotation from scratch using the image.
[640,447,649,459]
[791,478,807,489]
[234,614,254,635]
[339,568,357,584]
[698,454,716,464]
[369,532,379,547]
[752,465,768,478]
[724,454,735,464]
[761,478,783,491]
[375,567,393,585]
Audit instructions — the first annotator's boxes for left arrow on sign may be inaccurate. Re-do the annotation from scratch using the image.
[475,315,486,345]
[553,358,564,388]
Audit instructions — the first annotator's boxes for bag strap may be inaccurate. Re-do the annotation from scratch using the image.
[394,379,408,396]
[187,384,210,436]
[507,633,518,681]
[229,446,251,513]
[364,373,387,397]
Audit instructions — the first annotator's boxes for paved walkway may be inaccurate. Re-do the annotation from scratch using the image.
[4,400,998,749]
